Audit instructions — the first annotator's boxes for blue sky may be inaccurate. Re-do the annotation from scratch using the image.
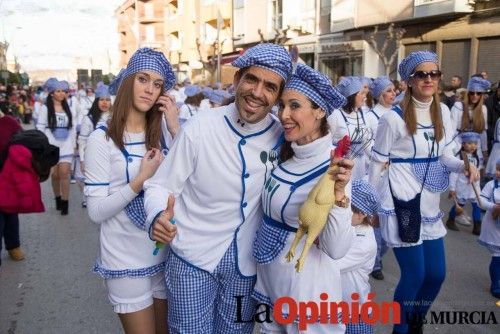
[0,0,124,72]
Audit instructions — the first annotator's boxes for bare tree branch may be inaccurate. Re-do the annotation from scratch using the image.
[365,24,406,76]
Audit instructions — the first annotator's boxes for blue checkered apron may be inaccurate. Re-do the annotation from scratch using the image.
[253,215,296,264]
[165,239,256,334]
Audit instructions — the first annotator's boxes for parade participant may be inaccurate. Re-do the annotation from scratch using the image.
[446,132,483,234]
[209,88,232,108]
[365,76,396,279]
[178,84,203,120]
[328,76,371,180]
[486,111,500,178]
[337,180,379,334]
[451,76,490,160]
[478,160,500,299]
[77,83,112,208]
[144,43,292,333]
[77,86,96,132]
[252,63,353,334]
[36,79,77,215]
[368,51,479,334]
[84,47,178,334]
[200,86,212,110]
[366,76,396,139]
[486,85,500,153]
[360,76,373,114]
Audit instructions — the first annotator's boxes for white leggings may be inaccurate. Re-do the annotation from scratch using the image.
[105,272,166,314]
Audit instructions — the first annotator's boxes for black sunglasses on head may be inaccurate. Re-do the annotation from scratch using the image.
[410,70,442,81]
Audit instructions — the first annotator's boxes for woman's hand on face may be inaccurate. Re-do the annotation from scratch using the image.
[157,94,180,137]
[139,148,164,180]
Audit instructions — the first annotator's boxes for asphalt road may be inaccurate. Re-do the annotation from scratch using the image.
[1,179,499,334]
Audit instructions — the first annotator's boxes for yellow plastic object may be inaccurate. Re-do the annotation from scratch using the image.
[285,164,338,273]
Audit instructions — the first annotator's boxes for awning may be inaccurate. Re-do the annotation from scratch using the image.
[208,50,244,65]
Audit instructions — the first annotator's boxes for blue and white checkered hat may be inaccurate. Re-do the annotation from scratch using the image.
[467,77,490,93]
[209,89,231,105]
[336,76,363,98]
[185,84,201,97]
[398,51,439,81]
[359,76,372,86]
[232,43,292,82]
[460,131,481,143]
[95,82,111,99]
[352,180,380,217]
[369,76,393,99]
[57,80,70,91]
[285,63,346,115]
[109,48,176,95]
[44,78,58,93]
[202,86,213,98]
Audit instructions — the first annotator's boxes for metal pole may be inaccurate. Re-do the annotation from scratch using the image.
[216,1,222,83]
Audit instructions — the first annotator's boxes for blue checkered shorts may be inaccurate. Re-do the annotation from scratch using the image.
[165,240,257,333]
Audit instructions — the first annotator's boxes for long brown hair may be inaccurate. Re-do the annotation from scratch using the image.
[279,99,329,162]
[399,87,444,142]
[107,74,163,150]
[460,93,485,133]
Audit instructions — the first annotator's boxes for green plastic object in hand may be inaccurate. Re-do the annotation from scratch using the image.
[153,218,175,256]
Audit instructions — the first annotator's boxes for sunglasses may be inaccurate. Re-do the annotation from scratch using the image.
[468,91,482,96]
[410,70,442,81]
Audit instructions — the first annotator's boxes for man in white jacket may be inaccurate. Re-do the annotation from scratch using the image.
[144,43,292,333]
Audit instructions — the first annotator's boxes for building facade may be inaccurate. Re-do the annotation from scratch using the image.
[318,0,500,84]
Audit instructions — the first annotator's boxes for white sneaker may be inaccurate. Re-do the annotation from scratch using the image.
[456,214,472,226]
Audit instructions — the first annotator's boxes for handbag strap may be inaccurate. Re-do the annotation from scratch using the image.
[389,138,435,197]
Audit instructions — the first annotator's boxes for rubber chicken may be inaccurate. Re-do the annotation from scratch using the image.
[285,135,351,273]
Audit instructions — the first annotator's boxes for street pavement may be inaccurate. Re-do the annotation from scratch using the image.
[1,178,499,333]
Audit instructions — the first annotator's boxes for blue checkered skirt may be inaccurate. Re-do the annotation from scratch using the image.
[411,161,449,192]
[253,218,291,265]
[124,191,147,230]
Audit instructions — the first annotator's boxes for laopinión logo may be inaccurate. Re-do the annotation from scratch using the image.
[235,292,401,330]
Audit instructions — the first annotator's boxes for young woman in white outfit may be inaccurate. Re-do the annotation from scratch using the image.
[365,76,396,280]
[77,83,112,208]
[450,76,490,163]
[84,48,179,334]
[328,76,371,181]
[253,63,355,334]
[368,51,479,334]
[366,76,396,139]
[36,79,77,215]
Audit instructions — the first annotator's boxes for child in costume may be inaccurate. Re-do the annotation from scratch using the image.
[446,131,483,234]
[478,160,500,298]
[336,179,379,334]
